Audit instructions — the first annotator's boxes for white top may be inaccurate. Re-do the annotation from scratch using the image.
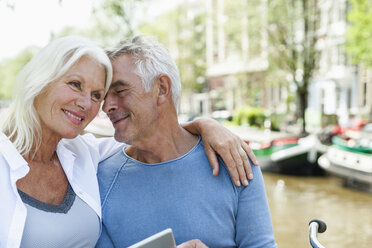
[20,186,100,248]
[0,131,123,248]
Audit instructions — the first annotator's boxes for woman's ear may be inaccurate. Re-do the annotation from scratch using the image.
[156,74,172,105]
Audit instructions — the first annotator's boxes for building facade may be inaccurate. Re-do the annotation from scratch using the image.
[204,0,277,117]
[204,0,371,128]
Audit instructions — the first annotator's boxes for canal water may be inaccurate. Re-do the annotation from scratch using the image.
[263,172,372,248]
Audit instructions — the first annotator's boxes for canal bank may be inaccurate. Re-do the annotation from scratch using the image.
[263,172,372,248]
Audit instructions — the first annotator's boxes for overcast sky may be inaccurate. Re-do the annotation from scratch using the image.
[0,0,98,60]
[0,0,189,61]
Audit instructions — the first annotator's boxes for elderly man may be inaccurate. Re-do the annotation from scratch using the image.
[96,36,277,248]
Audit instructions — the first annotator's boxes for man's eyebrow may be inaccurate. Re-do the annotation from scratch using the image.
[110,80,129,88]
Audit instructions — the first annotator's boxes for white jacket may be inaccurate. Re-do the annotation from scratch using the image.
[0,132,123,248]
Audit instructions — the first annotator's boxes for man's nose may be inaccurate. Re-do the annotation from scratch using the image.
[102,94,118,113]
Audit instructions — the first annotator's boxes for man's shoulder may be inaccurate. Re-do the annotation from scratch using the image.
[98,150,127,176]
[97,150,131,193]
[186,139,208,159]
[97,150,129,205]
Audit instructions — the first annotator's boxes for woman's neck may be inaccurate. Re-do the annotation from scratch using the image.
[26,132,62,163]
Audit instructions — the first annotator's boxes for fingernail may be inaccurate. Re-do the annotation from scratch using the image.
[236,181,241,187]
[248,173,253,180]
[255,160,259,166]
[243,179,249,186]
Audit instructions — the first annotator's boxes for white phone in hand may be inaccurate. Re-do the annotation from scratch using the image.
[128,228,176,248]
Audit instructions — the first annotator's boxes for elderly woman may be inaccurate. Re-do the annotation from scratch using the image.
[0,36,256,248]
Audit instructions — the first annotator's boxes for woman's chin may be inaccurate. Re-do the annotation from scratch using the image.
[62,130,83,139]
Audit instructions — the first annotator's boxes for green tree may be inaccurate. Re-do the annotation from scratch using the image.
[267,0,320,134]
[51,0,144,46]
[139,2,207,93]
[50,0,149,48]
[94,0,150,38]
[0,48,36,99]
[346,0,372,67]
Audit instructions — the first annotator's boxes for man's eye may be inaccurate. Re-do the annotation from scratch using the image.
[68,81,81,89]
[116,88,128,94]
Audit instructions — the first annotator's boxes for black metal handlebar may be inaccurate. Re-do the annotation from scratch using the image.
[309,219,327,248]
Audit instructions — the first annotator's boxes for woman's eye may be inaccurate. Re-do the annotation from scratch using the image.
[68,81,81,89]
[92,93,102,102]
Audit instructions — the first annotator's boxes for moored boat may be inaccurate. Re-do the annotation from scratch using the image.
[227,126,325,175]
[269,134,325,175]
[318,146,372,192]
[318,127,372,192]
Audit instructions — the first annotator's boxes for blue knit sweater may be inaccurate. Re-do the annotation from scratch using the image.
[96,139,277,248]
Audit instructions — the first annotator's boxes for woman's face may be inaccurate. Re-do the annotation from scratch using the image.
[34,55,106,140]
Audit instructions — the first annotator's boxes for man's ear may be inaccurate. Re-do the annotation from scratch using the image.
[156,74,172,105]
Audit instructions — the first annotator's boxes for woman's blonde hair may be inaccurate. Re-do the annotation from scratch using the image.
[0,36,112,157]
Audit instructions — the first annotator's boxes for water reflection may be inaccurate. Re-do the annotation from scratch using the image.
[263,172,372,248]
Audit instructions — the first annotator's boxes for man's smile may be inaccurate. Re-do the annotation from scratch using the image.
[108,112,130,125]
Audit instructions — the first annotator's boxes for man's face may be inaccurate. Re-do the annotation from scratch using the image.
[102,54,158,143]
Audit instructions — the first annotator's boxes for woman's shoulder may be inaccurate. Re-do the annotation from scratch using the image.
[0,131,28,171]
[60,133,118,147]
[0,132,10,158]
[0,131,9,143]
[59,133,123,162]
[59,133,101,151]
[60,132,96,144]
[0,131,17,155]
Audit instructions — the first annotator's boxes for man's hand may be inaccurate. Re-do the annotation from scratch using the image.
[182,117,259,187]
[176,239,208,248]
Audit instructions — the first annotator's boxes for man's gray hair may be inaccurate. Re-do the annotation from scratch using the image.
[0,36,113,157]
[106,35,181,110]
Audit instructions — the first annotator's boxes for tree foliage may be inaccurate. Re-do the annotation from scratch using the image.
[267,0,320,133]
[50,0,150,48]
[51,0,152,46]
[0,48,36,99]
[346,0,372,67]
[94,0,149,38]
[138,2,207,93]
